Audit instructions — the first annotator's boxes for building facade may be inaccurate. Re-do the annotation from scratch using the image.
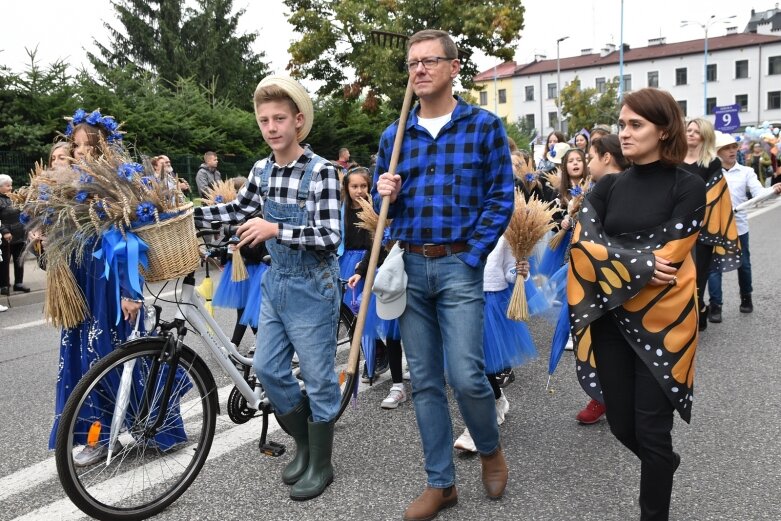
[474,24,781,137]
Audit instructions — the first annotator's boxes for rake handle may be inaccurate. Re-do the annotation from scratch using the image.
[346,74,414,376]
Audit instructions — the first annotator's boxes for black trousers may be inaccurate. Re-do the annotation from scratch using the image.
[592,315,677,521]
[694,243,714,313]
[0,241,24,287]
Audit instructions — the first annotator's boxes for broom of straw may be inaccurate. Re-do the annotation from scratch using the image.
[345,74,414,379]
[504,193,557,321]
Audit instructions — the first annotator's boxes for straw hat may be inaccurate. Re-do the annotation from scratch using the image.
[714,131,738,151]
[549,142,572,164]
[254,75,314,142]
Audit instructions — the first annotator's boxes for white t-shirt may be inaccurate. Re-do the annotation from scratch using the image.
[417,112,452,139]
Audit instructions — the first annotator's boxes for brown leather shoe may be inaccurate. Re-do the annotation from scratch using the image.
[480,446,508,498]
[402,486,458,521]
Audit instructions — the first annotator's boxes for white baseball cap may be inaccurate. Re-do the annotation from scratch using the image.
[372,243,407,320]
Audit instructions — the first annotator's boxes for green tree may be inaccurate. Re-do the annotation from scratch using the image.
[503,116,537,153]
[284,0,525,108]
[90,0,268,109]
[559,76,620,133]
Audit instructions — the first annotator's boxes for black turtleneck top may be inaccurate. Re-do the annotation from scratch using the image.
[343,204,373,251]
[587,160,706,236]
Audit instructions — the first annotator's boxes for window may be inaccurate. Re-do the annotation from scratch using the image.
[706,97,717,115]
[675,68,687,85]
[647,71,659,88]
[735,94,748,112]
[677,100,687,117]
[769,91,781,110]
[621,74,632,92]
[548,111,558,128]
[706,64,717,82]
[525,85,534,101]
[498,89,507,104]
[479,91,487,106]
[735,60,748,79]
[595,77,606,93]
[769,56,781,75]
[547,83,557,99]
[525,114,535,128]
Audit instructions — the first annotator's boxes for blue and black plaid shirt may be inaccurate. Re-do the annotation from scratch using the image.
[373,96,514,267]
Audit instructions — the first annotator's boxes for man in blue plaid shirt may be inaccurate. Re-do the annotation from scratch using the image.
[374,29,514,521]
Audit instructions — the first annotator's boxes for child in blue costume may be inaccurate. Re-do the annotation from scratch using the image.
[194,76,342,501]
[47,113,188,463]
[454,237,538,452]
[338,167,373,313]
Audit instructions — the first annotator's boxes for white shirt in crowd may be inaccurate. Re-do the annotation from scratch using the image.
[723,163,773,236]
[484,236,528,292]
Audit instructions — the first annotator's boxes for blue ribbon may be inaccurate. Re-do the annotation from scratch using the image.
[93,227,149,324]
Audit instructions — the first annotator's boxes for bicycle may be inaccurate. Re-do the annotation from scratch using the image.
[54,229,362,521]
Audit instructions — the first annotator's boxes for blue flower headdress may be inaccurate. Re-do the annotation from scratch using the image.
[64,108,124,144]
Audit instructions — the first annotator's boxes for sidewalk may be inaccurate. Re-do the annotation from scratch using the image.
[1,257,45,309]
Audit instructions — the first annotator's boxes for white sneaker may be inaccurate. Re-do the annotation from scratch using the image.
[564,336,574,351]
[73,441,121,467]
[291,352,299,365]
[495,391,510,425]
[381,386,407,409]
[0,304,7,312]
[453,428,477,452]
[402,370,411,381]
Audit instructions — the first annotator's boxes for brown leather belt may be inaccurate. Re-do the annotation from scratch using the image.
[400,242,468,258]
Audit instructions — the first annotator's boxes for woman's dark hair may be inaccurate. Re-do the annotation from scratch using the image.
[559,148,588,205]
[591,134,630,170]
[543,131,567,160]
[341,166,372,205]
[620,88,687,166]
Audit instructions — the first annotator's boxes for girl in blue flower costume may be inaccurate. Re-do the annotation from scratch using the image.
[29,110,190,464]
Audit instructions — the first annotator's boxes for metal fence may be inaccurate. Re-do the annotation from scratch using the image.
[0,151,258,196]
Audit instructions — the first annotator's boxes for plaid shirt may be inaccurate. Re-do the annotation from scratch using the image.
[194,147,341,250]
[372,96,514,267]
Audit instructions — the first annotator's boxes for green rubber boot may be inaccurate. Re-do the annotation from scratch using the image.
[275,399,311,485]
[289,419,334,501]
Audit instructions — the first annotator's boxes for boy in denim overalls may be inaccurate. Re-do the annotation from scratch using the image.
[194,76,341,500]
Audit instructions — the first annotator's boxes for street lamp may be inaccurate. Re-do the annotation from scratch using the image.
[556,36,569,133]
[681,15,736,116]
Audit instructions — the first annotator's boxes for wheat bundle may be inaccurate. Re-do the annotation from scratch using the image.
[548,182,587,250]
[355,197,392,238]
[503,193,557,321]
[201,180,238,207]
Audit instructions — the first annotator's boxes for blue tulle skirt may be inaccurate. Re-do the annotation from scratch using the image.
[213,261,263,309]
[239,263,268,328]
[483,287,537,374]
[339,249,366,314]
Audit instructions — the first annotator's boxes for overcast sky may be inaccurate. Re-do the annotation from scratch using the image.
[0,1,775,78]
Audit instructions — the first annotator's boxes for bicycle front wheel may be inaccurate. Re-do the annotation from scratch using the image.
[335,303,360,419]
[55,338,218,521]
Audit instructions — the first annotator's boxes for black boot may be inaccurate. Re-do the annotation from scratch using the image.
[740,294,753,313]
[0,287,9,296]
[274,399,311,485]
[698,306,708,332]
[708,303,722,323]
[290,419,335,501]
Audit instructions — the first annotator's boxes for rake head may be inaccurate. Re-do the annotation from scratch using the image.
[369,30,408,49]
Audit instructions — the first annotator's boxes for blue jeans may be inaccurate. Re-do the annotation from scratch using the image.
[708,233,751,305]
[398,252,500,488]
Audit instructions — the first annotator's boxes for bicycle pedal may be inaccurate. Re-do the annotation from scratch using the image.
[259,440,286,457]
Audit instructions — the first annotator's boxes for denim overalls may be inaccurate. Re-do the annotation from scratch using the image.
[253,155,342,422]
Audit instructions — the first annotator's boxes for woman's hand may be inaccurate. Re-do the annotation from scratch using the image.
[121,299,143,323]
[560,216,571,230]
[649,256,678,286]
[347,273,362,289]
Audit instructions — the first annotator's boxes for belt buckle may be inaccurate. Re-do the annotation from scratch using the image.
[421,243,438,257]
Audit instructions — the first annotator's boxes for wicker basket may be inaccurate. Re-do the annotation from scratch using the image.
[134,203,201,282]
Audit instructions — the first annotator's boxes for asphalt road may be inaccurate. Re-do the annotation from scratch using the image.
[1,202,780,521]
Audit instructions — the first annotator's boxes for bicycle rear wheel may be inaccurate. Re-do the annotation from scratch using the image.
[55,338,218,521]
[335,303,360,419]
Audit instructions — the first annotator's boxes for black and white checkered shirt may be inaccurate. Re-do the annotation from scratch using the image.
[194,147,341,250]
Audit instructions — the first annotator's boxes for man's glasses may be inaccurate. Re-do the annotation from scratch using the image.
[406,56,455,72]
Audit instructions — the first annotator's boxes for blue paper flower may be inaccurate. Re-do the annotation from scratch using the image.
[64,122,74,136]
[39,185,51,201]
[43,207,55,225]
[525,173,536,183]
[78,172,93,184]
[135,201,156,223]
[74,190,89,203]
[93,201,107,221]
[569,185,584,198]
[19,212,30,225]
[86,110,102,126]
[118,162,144,181]
[65,108,123,143]
[140,176,155,189]
[101,116,119,132]
[214,195,224,203]
[71,108,87,124]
